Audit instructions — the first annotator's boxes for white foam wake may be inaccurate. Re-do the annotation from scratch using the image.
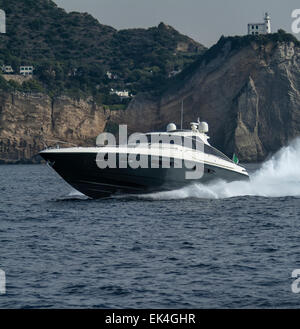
[67,188,86,197]
[142,138,300,200]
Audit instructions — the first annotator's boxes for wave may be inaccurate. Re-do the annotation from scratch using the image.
[68,188,86,197]
[141,138,300,200]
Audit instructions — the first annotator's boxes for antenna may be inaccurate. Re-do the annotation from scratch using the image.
[180,99,184,130]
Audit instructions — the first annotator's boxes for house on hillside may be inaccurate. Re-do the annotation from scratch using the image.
[1,65,14,74]
[248,13,271,35]
[110,88,131,99]
[20,66,34,76]
[106,71,118,80]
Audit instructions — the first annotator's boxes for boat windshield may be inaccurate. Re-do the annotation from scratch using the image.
[124,133,232,162]
[204,144,232,162]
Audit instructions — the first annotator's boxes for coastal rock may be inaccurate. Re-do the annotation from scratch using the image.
[1,36,300,163]
[0,92,108,163]
[116,38,300,162]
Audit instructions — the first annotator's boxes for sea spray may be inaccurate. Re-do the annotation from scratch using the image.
[142,138,300,200]
[68,188,85,197]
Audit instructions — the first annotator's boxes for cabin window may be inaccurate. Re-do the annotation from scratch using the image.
[158,156,163,166]
[192,136,197,150]
[204,144,231,162]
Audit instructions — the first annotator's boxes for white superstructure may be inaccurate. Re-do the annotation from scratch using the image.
[41,121,248,177]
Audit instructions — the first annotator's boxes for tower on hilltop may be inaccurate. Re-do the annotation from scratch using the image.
[248,12,271,35]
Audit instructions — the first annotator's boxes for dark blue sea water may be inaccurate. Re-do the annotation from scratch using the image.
[1,140,300,308]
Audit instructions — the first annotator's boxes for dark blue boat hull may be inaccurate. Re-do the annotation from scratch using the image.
[40,152,249,199]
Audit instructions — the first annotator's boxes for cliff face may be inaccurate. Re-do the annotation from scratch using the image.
[115,38,300,162]
[0,92,112,163]
[1,36,300,163]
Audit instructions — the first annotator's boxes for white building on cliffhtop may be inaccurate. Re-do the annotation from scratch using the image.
[248,13,271,35]
[20,66,34,76]
[1,65,14,74]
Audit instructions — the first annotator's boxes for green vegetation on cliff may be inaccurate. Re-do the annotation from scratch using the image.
[163,30,300,94]
[0,0,205,103]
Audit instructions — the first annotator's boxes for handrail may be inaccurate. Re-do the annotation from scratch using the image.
[42,138,78,148]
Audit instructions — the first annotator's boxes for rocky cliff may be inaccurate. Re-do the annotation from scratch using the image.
[115,34,300,162]
[0,92,116,163]
[1,34,300,163]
